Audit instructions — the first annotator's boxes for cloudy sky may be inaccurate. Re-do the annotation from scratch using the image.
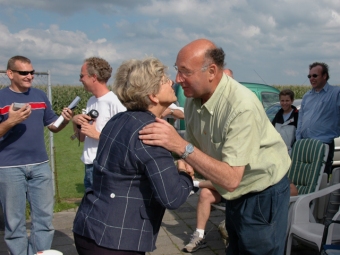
[0,0,339,86]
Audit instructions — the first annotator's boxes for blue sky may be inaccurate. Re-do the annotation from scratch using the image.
[0,0,339,86]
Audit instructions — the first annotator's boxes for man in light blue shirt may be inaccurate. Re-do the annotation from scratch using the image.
[296,62,340,175]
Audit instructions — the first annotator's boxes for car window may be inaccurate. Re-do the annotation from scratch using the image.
[261,92,279,109]
[265,104,281,122]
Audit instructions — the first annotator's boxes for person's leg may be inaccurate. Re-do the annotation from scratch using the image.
[0,166,28,255]
[184,188,221,252]
[325,140,334,176]
[84,164,94,190]
[27,162,55,255]
[196,188,221,231]
[226,176,290,255]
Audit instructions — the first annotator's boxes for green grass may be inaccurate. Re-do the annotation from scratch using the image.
[53,123,85,211]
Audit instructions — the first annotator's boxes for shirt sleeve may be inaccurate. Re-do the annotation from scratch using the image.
[42,93,58,126]
[139,144,193,210]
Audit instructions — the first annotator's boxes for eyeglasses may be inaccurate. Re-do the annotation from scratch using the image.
[79,74,90,79]
[307,74,318,79]
[174,64,210,78]
[11,70,35,76]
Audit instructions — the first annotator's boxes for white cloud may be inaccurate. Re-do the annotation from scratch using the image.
[0,0,339,86]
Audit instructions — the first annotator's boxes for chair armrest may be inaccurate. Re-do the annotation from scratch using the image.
[292,183,340,223]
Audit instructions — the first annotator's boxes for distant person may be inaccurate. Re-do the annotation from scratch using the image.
[223,68,234,78]
[72,57,126,190]
[296,62,340,175]
[73,57,194,255]
[0,55,73,255]
[161,81,185,129]
[272,89,299,154]
[139,39,291,254]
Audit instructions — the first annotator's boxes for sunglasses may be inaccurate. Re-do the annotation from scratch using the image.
[11,70,35,76]
[307,74,318,79]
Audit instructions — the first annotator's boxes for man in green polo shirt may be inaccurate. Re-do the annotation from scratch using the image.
[139,38,291,254]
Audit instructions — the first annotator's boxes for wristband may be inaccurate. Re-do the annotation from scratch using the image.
[193,181,200,188]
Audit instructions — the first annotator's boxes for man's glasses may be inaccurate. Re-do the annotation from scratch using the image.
[174,64,210,78]
[79,73,90,79]
[11,70,35,76]
[307,74,318,79]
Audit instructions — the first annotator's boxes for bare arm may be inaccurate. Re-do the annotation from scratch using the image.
[0,104,31,137]
[48,108,73,133]
[198,180,216,190]
[161,108,185,120]
[72,114,89,142]
[139,118,245,192]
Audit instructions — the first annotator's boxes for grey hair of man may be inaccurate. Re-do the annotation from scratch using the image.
[202,47,225,71]
[84,57,112,83]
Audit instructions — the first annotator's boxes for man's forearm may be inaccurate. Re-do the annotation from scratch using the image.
[183,146,244,192]
[0,120,15,138]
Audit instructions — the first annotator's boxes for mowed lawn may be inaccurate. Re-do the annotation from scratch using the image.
[53,123,85,211]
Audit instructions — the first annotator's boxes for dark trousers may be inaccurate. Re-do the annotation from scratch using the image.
[325,140,335,176]
[225,176,290,255]
[74,233,145,255]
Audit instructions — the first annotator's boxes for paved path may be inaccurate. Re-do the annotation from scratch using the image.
[0,193,227,255]
[0,192,317,255]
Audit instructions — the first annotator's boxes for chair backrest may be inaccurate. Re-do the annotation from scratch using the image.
[288,138,329,195]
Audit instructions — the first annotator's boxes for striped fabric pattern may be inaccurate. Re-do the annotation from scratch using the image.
[288,138,326,195]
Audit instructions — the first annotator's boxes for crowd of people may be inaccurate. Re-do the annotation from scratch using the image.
[0,38,339,255]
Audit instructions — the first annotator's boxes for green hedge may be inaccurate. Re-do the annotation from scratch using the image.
[50,85,93,115]
[0,84,319,114]
[273,85,311,99]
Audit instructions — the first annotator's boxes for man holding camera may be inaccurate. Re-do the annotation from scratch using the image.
[72,57,126,190]
[0,55,73,255]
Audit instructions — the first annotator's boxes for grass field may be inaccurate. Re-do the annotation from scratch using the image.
[53,123,85,211]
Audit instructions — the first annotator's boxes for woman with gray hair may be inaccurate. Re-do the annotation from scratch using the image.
[73,57,194,255]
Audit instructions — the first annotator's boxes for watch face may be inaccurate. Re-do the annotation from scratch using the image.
[186,143,194,153]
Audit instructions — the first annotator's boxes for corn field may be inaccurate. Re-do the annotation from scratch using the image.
[0,84,325,114]
[273,85,311,99]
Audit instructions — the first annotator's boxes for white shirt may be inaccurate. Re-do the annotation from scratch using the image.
[81,91,126,164]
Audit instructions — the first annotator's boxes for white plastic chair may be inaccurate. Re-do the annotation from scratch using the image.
[286,183,340,255]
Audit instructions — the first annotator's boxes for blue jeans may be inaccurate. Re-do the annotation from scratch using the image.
[0,162,55,255]
[84,164,94,190]
[225,176,290,255]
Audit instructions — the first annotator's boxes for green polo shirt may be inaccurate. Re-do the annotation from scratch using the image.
[185,75,291,200]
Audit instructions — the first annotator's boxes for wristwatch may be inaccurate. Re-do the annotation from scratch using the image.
[181,143,194,159]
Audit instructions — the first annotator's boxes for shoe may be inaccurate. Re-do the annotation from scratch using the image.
[183,231,207,253]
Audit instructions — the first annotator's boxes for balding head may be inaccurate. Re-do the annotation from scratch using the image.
[223,69,233,78]
[175,38,226,103]
[178,39,225,70]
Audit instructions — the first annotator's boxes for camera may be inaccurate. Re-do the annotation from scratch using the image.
[76,109,99,129]
[71,109,99,140]
[13,103,27,111]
